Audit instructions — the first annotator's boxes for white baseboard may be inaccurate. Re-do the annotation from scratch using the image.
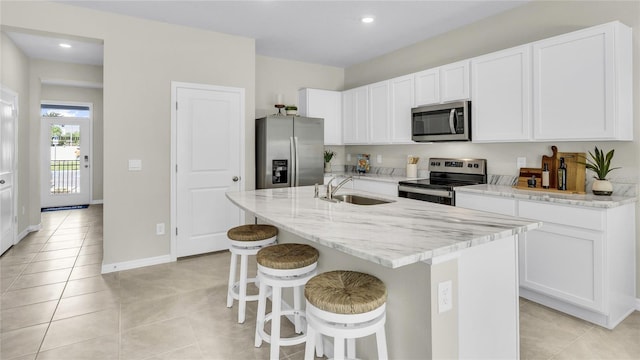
[101,254,172,274]
[15,224,43,244]
[91,199,104,205]
[635,298,640,311]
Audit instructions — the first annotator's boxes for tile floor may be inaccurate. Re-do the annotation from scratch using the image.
[1,205,638,359]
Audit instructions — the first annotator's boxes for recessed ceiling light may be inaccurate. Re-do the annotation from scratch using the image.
[59,43,72,48]
[361,16,375,24]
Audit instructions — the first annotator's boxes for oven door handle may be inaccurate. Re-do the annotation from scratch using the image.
[449,109,457,134]
[398,185,453,198]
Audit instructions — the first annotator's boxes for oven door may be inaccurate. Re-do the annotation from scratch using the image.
[411,101,470,142]
[398,185,454,206]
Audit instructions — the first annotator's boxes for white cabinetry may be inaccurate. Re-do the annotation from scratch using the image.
[342,86,369,144]
[471,45,532,142]
[389,75,415,143]
[532,21,632,141]
[298,88,343,145]
[368,80,391,143]
[414,60,470,107]
[456,192,636,329]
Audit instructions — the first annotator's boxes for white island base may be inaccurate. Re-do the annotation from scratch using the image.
[273,228,520,359]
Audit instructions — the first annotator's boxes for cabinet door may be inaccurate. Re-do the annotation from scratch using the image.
[342,86,369,144]
[440,60,470,103]
[455,192,516,216]
[532,23,619,140]
[369,81,391,143]
[414,68,440,106]
[298,89,342,145]
[471,45,532,142]
[390,75,414,143]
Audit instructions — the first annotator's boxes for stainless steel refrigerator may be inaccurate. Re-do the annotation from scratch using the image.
[256,115,324,189]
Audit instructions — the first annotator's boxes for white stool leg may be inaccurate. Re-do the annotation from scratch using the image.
[270,285,282,360]
[294,285,302,333]
[255,279,268,347]
[376,327,388,360]
[347,338,356,359]
[238,253,249,323]
[304,323,316,360]
[334,336,345,360]
[226,251,237,308]
[315,333,324,357]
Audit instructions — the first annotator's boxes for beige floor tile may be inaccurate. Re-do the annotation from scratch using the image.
[33,248,80,261]
[53,290,120,320]
[41,240,84,252]
[47,233,85,242]
[0,300,57,332]
[8,268,72,290]
[40,308,120,351]
[1,283,66,309]
[0,253,37,266]
[79,244,103,256]
[53,226,89,234]
[74,252,102,266]
[120,317,197,360]
[519,301,593,360]
[22,257,77,274]
[83,238,103,246]
[1,262,26,279]
[69,263,102,280]
[1,276,17,293]
[5,243,44,256]
[62,274,120,298]
[144,344,203,360]
[0,323,48,359]
[36,334,119,360]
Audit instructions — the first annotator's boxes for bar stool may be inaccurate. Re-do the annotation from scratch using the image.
[254,243,319,360]
[226,224,278,323]
[303,270,388,360]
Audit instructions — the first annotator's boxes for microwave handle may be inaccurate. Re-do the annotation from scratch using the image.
[449,109,457,134]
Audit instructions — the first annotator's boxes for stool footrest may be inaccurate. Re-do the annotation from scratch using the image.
[257,309,307,347]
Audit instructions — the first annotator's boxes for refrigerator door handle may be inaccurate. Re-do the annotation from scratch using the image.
[293,136,300,186]
[290,136,296,186]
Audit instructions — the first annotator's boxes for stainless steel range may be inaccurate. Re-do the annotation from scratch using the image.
[398,158,487,206]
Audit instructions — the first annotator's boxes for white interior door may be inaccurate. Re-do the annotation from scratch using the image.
[0,87,17,255]
[40,116,91,208]
[174,83,243,258]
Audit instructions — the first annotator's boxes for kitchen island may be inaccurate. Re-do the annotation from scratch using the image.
[226,186,542,359]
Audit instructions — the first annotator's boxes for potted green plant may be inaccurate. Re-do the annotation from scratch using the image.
[285,105,297,115]
[583,146,620,196]
[324,149,336,173]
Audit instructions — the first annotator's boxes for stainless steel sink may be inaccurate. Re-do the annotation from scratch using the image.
[330,194,394,205]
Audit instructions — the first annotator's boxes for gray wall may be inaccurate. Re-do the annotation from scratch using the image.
[343,0,640,296]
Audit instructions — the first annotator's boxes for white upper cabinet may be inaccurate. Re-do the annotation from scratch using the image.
[414,60,470,107]
[368,80,391,143]
[414,68,440,106]
[471,45,532,142]
[342,85,369,144]
[389,75,415,143]
[298,88,343,145]
[440,60,471,103]
[532,21,632,141]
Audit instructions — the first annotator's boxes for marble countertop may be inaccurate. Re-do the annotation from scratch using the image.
[226,186,541,269]
[324,171,420,184]
[455,184,638,208]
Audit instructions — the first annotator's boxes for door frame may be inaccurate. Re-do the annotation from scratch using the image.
[170,81,245,261]
[40,100,93,208]
[0,84,18,250]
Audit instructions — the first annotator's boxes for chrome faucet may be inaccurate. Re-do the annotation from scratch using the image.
[326,176,353,200]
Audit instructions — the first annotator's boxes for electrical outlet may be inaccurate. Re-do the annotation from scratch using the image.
[517,157,527,169]
[376,154,383,164]
[346,153,351,162]
[438,280,453,313]
[156,223,165,235]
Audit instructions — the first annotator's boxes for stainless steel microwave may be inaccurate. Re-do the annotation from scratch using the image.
[411,101,471,142]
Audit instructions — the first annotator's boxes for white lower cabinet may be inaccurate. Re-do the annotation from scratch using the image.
[456,192,636,329]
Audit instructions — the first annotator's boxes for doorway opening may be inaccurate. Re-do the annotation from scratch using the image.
[40,102,92,210]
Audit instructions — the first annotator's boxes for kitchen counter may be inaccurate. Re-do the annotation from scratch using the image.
[226,186,542,358]
[226,186,540,268]
[455,184,637,208]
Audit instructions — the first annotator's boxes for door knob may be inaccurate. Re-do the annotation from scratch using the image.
[232,176,239,182]
[0,179,4,184]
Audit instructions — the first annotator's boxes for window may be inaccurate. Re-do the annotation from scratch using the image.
[41,104,90,118]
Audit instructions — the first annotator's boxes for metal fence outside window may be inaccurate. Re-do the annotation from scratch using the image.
[50,160,80,194]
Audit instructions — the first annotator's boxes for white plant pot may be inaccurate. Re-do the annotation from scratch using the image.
[324,162,331,173]
[592,179,613,196]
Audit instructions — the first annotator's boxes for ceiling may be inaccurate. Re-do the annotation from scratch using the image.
[6,0,530,68]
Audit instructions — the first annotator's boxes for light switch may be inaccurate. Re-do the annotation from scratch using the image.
[129,159,142,171]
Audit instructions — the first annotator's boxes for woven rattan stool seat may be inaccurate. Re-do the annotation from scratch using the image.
[305,270,387,315]
[227,224,278,242]
[257,243,319,270]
